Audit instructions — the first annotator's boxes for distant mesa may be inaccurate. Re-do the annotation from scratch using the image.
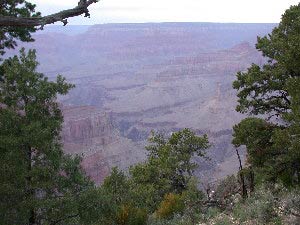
[18,23,274,184]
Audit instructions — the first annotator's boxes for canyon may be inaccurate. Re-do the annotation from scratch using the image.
[17,23,275,185]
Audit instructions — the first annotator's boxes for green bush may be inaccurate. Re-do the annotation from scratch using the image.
[205,207,221,220]
[148,214,200,225]
[214,216,234,225]
[155,193,184,219]
[116,204,148,225]
[233,186,279,223]
[280,188,300,224]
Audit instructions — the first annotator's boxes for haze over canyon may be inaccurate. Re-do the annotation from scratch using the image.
[16,23,275,185]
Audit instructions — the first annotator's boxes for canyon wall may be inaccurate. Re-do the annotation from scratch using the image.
[15,23,275,184]
[62,106,145,184]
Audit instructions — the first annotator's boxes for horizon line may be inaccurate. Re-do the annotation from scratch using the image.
[48,21,278,26]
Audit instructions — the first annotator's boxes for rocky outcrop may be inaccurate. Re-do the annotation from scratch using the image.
[62,106,114,152]
[62,106,146,185]
[81,151,110,185]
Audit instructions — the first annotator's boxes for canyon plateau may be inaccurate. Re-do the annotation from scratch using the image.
[17,23,275,185]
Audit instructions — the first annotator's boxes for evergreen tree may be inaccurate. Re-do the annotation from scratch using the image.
[102,167,130,205]
[233,3,300,186]
[0,49,92,225]
[130,129,209,209]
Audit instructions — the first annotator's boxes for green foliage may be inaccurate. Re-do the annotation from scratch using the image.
[232,115,299,186]
[0,49,93,225]
[204,207,221,220]
[232,3,300,187]
[179,178,206,224]
[102,167,130,205]
[128,207,148,225]
[148,213,202,225]
[98,167,149,225]
[129,176,161,211]
[213,175,240,205]
[213,216,234,225]
[132,177,205,224]
[155,193,184,219]
[232,186,280,224]
[278,187,300,223]
[129,129,209,210]
[93,130,208,224]
[232,118,276,167]
[77,187,117,225]
[200,184,300,225]
[116,204,147,225]
[0,0,41,56]
[232,3,300,117]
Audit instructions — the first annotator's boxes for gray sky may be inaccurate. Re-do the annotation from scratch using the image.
[31,0,300,24]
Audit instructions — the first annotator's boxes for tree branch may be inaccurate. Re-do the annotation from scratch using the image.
[0,0,99,28]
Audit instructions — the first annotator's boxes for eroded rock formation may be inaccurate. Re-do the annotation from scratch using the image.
[14,23,275,184]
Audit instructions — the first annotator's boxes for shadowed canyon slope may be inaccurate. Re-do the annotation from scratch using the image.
[18,23,275,184]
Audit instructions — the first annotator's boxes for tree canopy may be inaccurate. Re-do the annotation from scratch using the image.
[95,129,209,223]
[233,3,300,187]
[130,129,209,210]
[0,49,95,224]
[0,2,101,224]
[0,0,99,27]
[0,0,99,56]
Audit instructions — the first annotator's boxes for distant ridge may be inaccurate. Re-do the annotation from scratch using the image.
[20,21,275,183]
[39,22,276,35]
[37,25,91,35]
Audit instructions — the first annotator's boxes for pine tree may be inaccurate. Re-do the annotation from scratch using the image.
[0,49,92,225]
[130,129,209,210]
[232,3,300,186]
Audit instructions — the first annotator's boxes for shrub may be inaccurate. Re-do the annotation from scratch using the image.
[205,207,221,220]
[116,204,148,225]
[233,186,279,223]
[155,193,184,219]
[280,188,300,224]
[214,215,235,225]
[213,175,240,205]
[148,214,200,225]
[129,208,148,225]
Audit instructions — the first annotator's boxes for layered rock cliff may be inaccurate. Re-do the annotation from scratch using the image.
[15,23,275,184]
[62,106,145,184]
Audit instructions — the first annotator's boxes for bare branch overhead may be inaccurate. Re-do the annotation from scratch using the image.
[0,0,99,28]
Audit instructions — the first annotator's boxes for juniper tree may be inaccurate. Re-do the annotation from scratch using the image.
[0,49,93,225]
[130,129,210,210]
[233,3,300,186]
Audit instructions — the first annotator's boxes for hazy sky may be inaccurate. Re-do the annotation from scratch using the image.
[30,0,300,24]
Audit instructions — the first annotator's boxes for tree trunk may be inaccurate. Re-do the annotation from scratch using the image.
[29,210,36,225]
[26,146,36,225]
[235,148,247,199]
